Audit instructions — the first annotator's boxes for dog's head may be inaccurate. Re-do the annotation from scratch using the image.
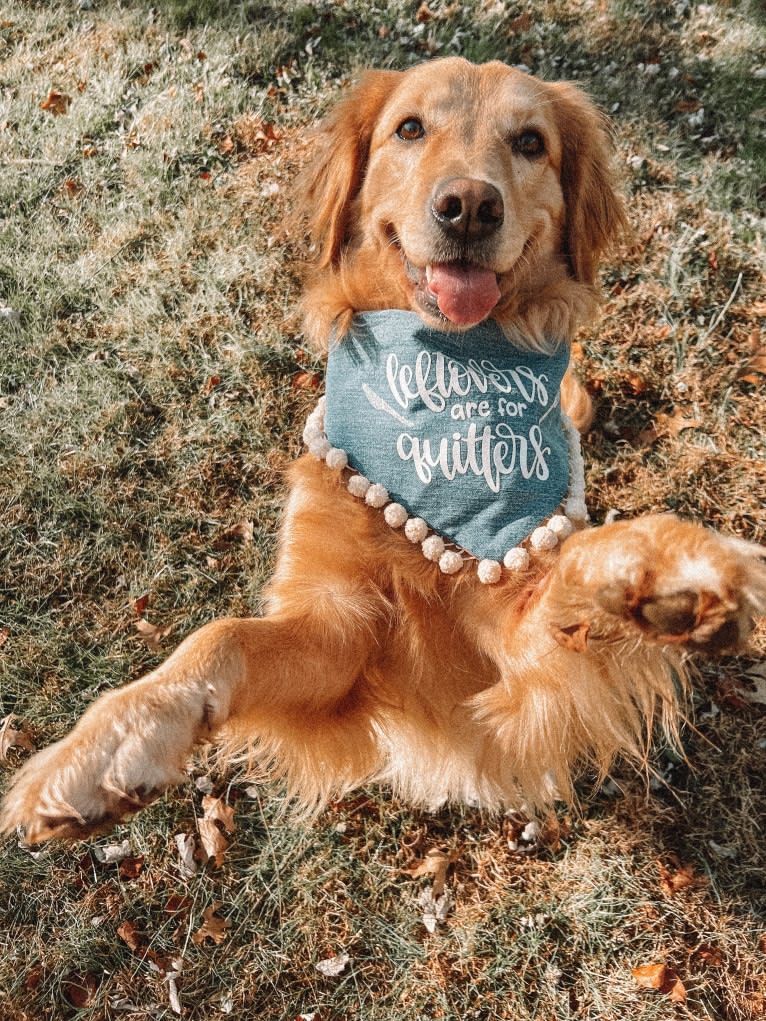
[300,58,627,348]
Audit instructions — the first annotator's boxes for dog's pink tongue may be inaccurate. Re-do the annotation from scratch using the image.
[428,263,501,325]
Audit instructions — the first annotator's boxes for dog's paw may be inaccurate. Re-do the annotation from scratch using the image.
[0,682,213,843]
[556,515,766,654]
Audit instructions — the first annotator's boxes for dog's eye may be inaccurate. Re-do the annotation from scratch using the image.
[512,130,545,158]
[396,117,425,141]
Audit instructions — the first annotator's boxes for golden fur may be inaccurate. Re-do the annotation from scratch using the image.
[2,58,765,843]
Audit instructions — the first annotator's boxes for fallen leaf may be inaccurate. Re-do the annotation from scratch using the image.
[0,627,9,649]
[40,90,71,115]
[175,832,198,877]
[654,407,703,438]
[133,593,149,617]
[418,885,453,933]
[201,794,237,833]
[708,839,738,859]
[219,520,254,544]
[229,115,280,155]
[119,856,145,879]
[415,1,434,22]
[117,920,143,952]
[197,817,230,866]
[622,371,648,395]
[717,675,753,710]
[25,966,44,993]
[93,839,133,865]
[632,961,685,1001]
[657,860,697,895]
[165,894,194,916]
[192,902,231,945]
[292,370,321,390]
[674,99,703,113]
[404,845,458,896]
[201,374,221,396]
[632,962,667,990]
[731,665,766,705]
[167,961,183,1015]
[0,714,35,762]
[667,974,687,1003]
[510,11,533,32]
[737,347,766,385]
[315,952,351,977]
[695,944,724,968]
[135,617,172,649]
[62,972,99,1008]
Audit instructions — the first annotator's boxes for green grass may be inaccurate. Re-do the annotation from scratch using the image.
[1,1,765,1018]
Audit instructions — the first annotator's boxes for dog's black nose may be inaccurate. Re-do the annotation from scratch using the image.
[431,177,504,241]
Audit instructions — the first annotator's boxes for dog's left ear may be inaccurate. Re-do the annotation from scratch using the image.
[300,70,402,268]
[551,83,629,285]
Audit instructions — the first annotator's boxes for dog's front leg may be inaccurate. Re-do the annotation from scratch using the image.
[0,611,373,843]
[472,514,766,807]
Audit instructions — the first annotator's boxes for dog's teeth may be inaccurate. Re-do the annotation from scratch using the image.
[425,264,433,284]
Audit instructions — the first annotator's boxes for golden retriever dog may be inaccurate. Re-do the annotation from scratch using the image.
[3,58,765,843]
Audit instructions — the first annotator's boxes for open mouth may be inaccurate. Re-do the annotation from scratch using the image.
[404,255,501,327]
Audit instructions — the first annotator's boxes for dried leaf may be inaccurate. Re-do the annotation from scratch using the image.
[418,885,453,933]
[197,818,230,866]
[632,962,668,990]
[716,675,752,710]
[93,839,133,865]
[167,965,183,1015]
[510,11,533,32]
[657,860,697,895]
[737,348,766,383]
[315,952,351,977]
[175,832,198,877]
[227,115,280,156]
[192,902,231,945]
[62,972,99,1008]
[674,99,703,113]
[708,839,738,859]
[135,617,172,650]
[632,962,686,1002]
[738,666,766,705]
[118,856,145,879]
[165,894,194,916]
[220,520,254,544]
[695,944,724,968]
[202,794,237,833]
[667,975,687,1003]
[292,370,322,390]
[654,407,703,438]
[117,920,143,952]
[201,374,221,396]
[0,714,35,762]
[404,845,458,896]
[133,593,149,617]
[40,90,71,115]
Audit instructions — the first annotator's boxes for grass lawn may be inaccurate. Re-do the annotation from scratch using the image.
[1,1,765,1018]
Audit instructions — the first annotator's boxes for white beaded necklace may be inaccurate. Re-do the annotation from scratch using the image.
[303,395,588,584]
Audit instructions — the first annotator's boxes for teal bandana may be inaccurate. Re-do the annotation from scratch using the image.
[324,311,571,561]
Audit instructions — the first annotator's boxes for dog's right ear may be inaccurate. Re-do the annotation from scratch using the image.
[300,70,401,268]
